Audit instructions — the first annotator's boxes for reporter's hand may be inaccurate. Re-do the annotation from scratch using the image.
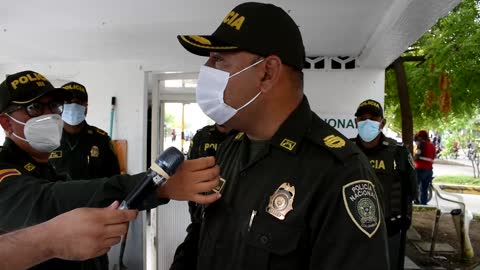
[45,201,138,260]
[157,156,221,204]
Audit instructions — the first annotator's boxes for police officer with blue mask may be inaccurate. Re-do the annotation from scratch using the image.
[49,82,120,181]
[352,99,418,270]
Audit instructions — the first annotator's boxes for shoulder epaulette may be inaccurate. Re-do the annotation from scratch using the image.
[95,127,108,136]
[306,114,361,162]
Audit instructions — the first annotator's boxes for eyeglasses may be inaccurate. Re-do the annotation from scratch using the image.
[5,101,64,117]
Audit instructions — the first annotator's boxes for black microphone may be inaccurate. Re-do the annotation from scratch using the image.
[119,147,184,209]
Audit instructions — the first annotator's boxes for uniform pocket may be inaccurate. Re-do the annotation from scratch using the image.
[243,213,306,269]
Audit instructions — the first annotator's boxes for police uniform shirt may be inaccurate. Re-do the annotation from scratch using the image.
[49,123,120,179]
[195,97,389,270]
[353,134,417,234]
[171,125,234,270]
[0,138,162,270]
[187,125,232,160]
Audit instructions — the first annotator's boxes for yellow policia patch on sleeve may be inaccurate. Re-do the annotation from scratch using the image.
[342,180,381,238]
[0,169,21,182]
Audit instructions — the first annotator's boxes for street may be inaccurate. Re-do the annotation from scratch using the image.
[429,159,480,215]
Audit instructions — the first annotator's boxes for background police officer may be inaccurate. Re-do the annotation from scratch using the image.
[171,123,233,269]
[0,70,221,270]
[352,99,418,270]
[49,81,120,180]
[176,3,389,269]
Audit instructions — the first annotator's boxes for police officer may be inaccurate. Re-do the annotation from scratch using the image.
[171,124,233,269]
[188,124,233,159]
[352,99,418,270]
[0,70,221,270]
[175,2,389,269]
[49,82,119,269]
[49,82,120,180]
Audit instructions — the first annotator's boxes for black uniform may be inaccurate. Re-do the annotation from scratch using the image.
[0,137,163,270]
[353,134,418,270]
[49,123,120,179]
[171,124,232,270]
[176,97,389,270]
[187,125,232,159]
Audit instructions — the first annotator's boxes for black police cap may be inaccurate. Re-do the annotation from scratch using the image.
[177,2,306,71]
[0,70,71,112]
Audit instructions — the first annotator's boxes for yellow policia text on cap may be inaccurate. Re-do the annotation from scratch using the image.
[10,73,49,90]
[63,83,86,94]
[222,10,245,30]
[359,100,380,109]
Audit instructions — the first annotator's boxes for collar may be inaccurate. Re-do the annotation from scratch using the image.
[1,137,43,172]
[269,96,312,154]
[230,96,311,154]
[355,133,389,152]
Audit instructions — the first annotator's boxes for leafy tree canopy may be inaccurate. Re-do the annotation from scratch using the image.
[385,0,480,137]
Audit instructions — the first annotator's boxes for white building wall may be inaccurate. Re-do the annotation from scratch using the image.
[0,61,148,174]
[304,68,385,138]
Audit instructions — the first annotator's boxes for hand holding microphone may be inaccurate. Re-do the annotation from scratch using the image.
[120,147,221,209]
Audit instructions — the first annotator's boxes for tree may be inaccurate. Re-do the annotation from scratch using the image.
[385,0,480,141]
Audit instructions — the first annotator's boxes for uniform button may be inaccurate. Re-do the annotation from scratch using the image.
[240,171,247,177]
[260,235,269,245]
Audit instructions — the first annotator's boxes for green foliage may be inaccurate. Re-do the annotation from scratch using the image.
[435,175,480,186]
[385,0,480,134]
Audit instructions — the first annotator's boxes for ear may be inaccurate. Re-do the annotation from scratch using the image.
[0,114,13,135]
[380,118,386,129]
[259,55,282,93]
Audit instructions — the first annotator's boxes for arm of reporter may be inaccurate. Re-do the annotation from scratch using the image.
[157,156,221,204]
[0,201,137,270]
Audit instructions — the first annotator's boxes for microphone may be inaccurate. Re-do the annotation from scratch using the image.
[119,147,184,209]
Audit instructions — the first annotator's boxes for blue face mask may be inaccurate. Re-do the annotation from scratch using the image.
[62,103,86,126]
[357,119,381,142]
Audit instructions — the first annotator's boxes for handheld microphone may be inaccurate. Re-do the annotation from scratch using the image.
[119,147,184,209]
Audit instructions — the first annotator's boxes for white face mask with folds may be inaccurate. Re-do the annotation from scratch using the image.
[8,114,64,152]
[195,58,264,125]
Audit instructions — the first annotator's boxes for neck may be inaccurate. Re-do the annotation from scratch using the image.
[64,121,85,134]
[243,92,303,140]
[30,152,51,163]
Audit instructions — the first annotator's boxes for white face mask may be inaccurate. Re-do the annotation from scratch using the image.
[62,103,86,126]
[196,58,264,125]
[8,114,64,153]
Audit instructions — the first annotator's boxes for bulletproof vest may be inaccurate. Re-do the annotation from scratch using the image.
[365,143,403,219]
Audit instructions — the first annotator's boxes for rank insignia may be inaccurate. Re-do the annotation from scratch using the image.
[266,183,295,220]
[342,180,381,238]
[0,169,21,182]
[280,139,296,151]
[323,135,346,149]
[49,151,62,159]
[212,177,226,194]
[24,163,36,172]
[90,146,100,158]
[234,132,245,141]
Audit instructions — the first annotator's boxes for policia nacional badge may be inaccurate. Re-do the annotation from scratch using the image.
[90,146,100,158]
[342,180,381,238]
[266,183,295,220]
